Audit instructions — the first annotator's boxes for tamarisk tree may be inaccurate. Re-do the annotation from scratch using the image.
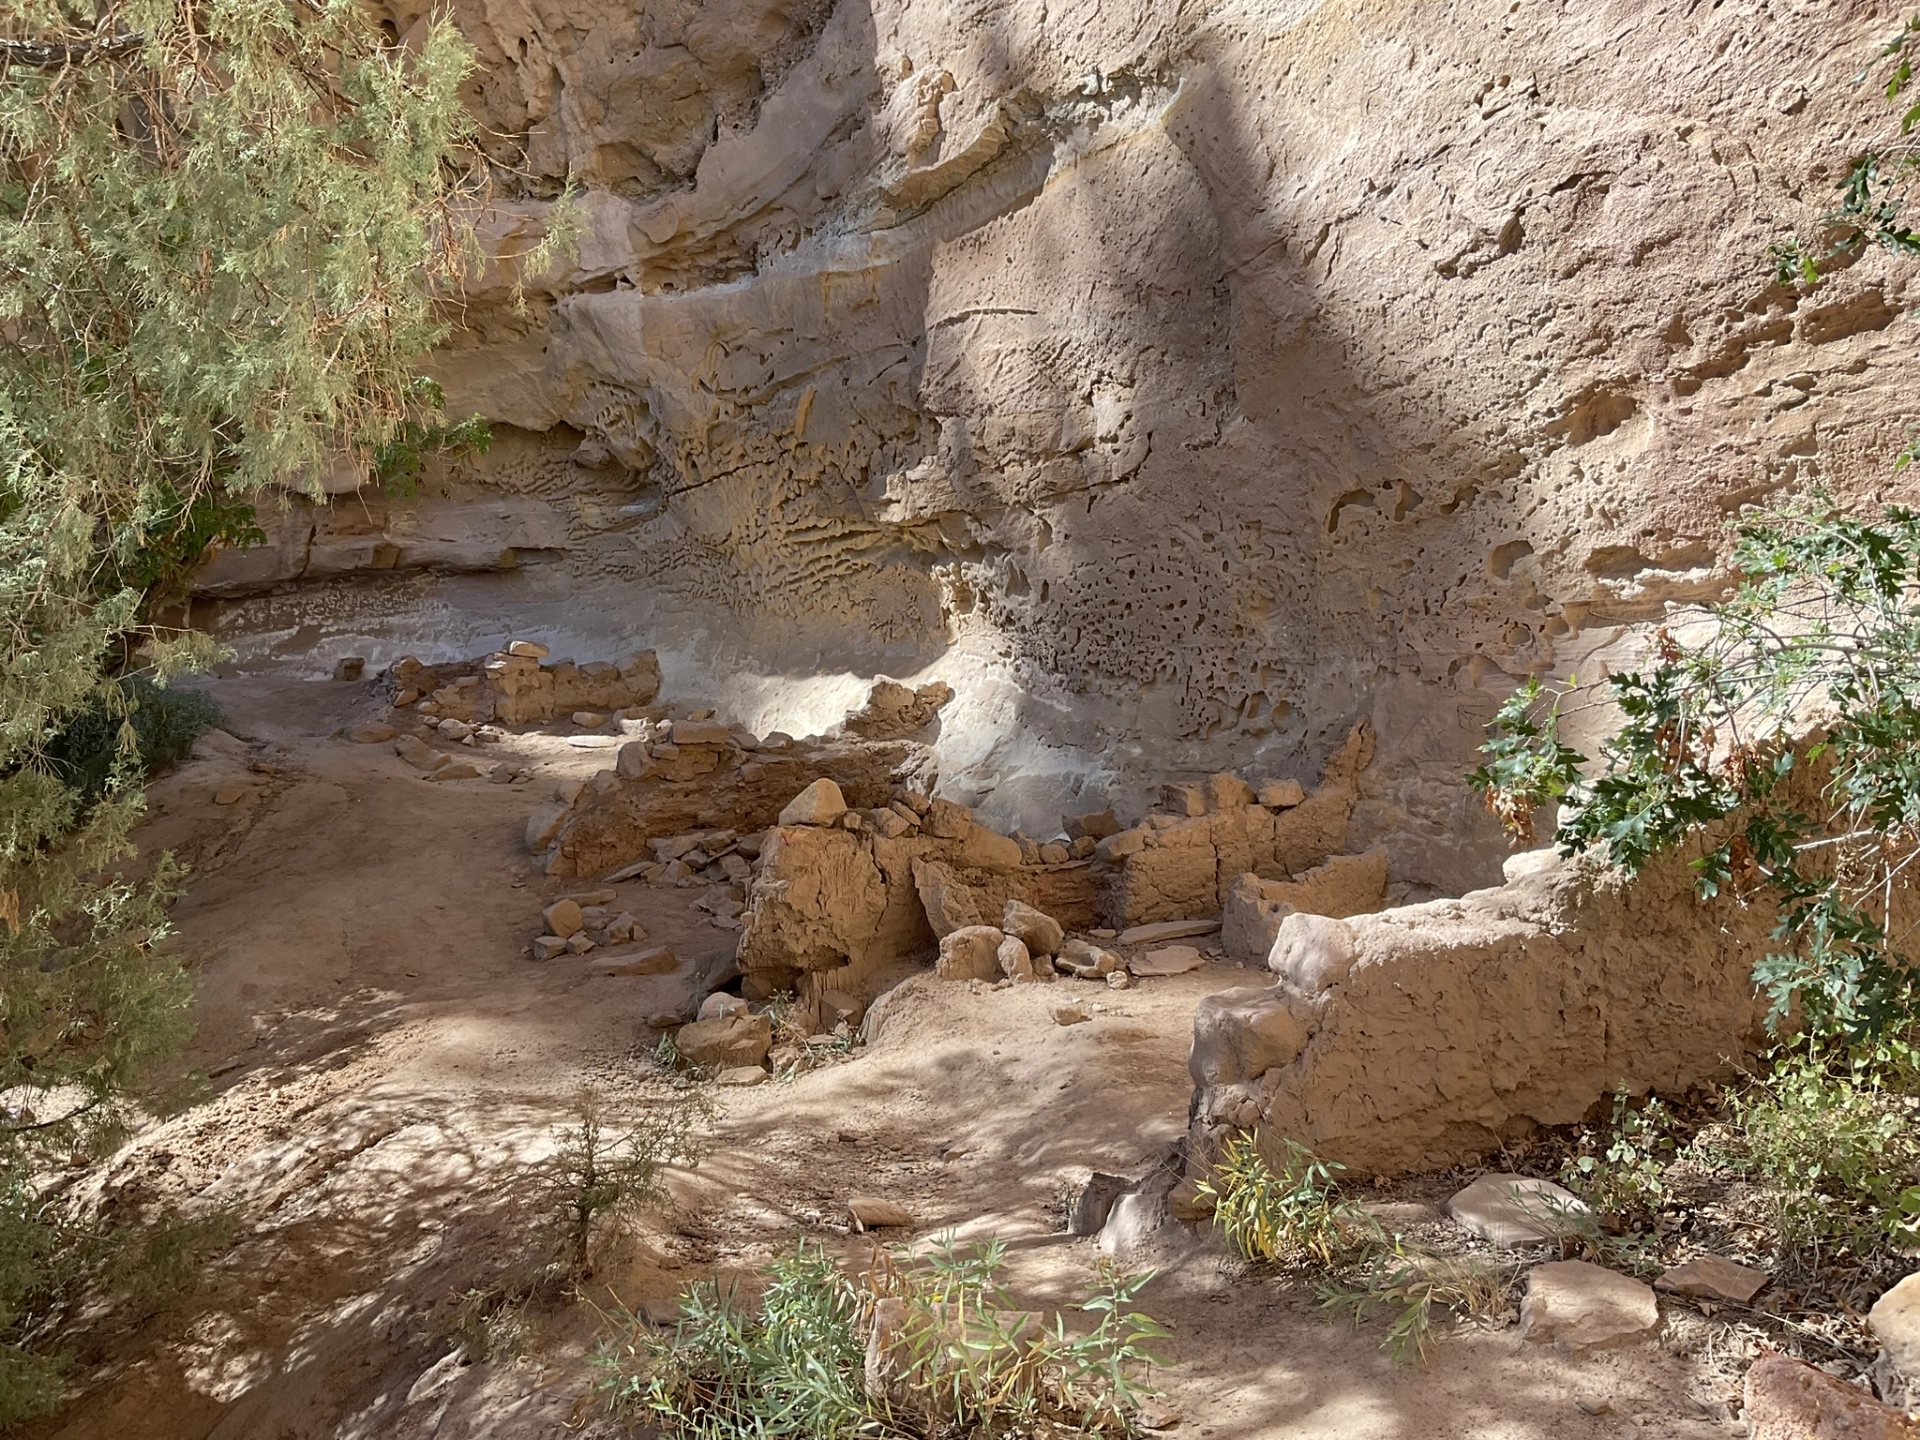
[0,0,498,1413]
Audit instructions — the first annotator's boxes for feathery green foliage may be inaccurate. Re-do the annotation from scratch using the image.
[599,1237,1170,1438]
[0,0,513,1413]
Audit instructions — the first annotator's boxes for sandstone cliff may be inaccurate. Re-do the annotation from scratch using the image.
[191,1,1915,893]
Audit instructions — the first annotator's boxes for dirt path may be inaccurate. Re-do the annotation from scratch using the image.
[33,678,1742,1440]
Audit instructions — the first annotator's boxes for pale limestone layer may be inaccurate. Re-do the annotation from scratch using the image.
[194,2,1917,893]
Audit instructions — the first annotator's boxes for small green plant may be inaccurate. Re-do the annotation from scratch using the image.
[539,1088,707,1284]
[1696,1040,1920,1264]
[1195,1133,1365,1266]
[1320,1243,1515,1366]
[445,1279,536,1363]
[598,1235,1169,1438]
[372,379,494,498]
[1560,1090,1677,1224]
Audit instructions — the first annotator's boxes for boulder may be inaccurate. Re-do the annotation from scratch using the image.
[1446,1174,1591,1246]
[1872,1273,1920,1386]
[542,899,584,939]
[347,722,396,744]
[936,926,1005,982]
[1001,899,1065,957]
[1657,1256,1769,1306]
[997,935,1036,983]
[1745,1354,1920,1440]
[1518,1261,1659,1351]
[676,1011,772,1069]
[778,777,848,827]
[1095,829,1147,861]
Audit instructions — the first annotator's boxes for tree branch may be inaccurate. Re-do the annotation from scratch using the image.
[0,34,144,70]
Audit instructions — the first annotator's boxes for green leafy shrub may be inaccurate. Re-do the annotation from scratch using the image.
[597,1236,1169,1438]
[1320,1244,1515,1366]
[1195,1132,1365,1266]
[1698,1041,1920,1263]
[1560,1090,1677,1224]
[43,678,223,803]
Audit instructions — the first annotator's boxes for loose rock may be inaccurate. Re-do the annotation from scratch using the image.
[1257,778,1306,808]
[1657,1256,1769,1306]
[1745,1353,1920,1440]
[1001,899,1065,957]
[699,992,750,1022]
[1872,1273,1920,1387]
[1446,1173,1592,1246]
[347,722,396,744]
[936,926,1005,982]
[997,934,1036,983]
[543,899,584,939]
[1518,1261,1660,1351]
[778,777,848,828]
[1058,938,1121,978]
[1117,918,1221,945]
[676,1011,773,1069]
[1053,1002,1090,1026]
[507,640,550,658]
[426,762,482,781]
[394,735,449,771]
[532,935,568,961]
[1130,945,1205,977]
[849,1195,914,1230]
[716,1066,768,1087]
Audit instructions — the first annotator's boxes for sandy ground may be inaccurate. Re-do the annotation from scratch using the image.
[26,677,1748,1440]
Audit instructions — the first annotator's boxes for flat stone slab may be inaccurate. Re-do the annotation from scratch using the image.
[1129,945,1206,977]
[566,734,619,748]
[589,944,679,977]
[1519,1261,1659,1351]
[1446,1173,1591,1246]
[1657,1256,1768,1305]
[1118,919,1221,945]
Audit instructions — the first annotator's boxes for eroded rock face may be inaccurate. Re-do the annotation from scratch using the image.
[186,4,1918,892]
